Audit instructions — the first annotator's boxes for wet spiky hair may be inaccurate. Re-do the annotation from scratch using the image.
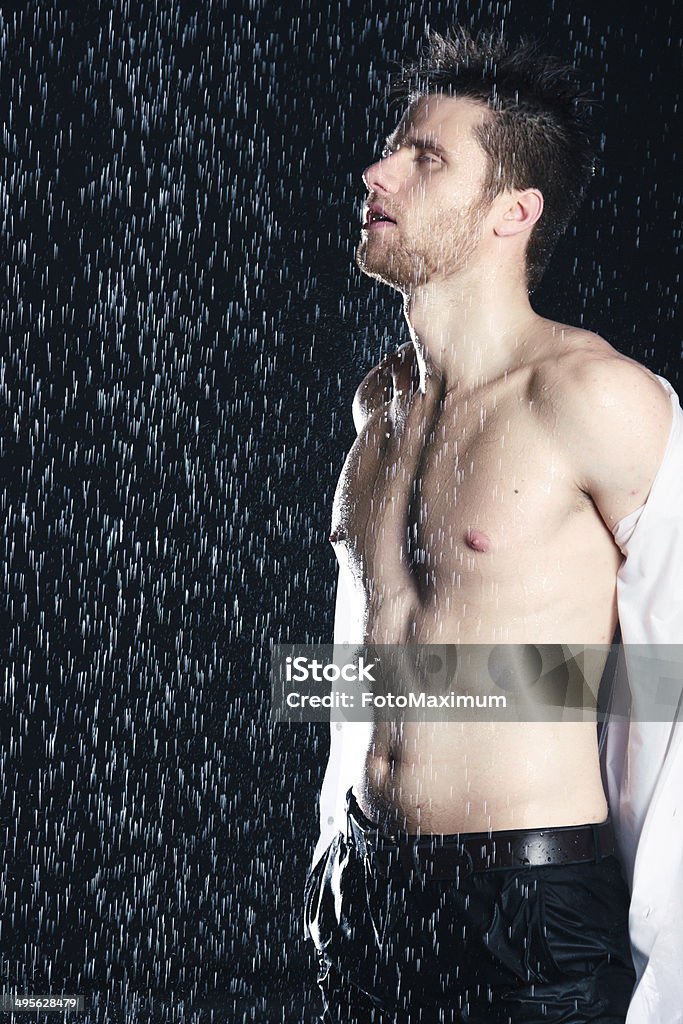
[390,27,598,290]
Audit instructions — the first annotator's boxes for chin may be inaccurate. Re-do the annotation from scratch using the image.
[355,243,422,292]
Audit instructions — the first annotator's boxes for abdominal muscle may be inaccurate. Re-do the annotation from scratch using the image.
[350,719,609,836]
[342,585,613,836]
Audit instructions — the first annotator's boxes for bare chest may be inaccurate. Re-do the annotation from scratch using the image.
[330,382,588,590]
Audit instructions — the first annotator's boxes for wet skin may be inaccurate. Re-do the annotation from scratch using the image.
[330,334,624,835]
[325,94,671,838]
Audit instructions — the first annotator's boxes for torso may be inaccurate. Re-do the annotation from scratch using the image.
[330,324,628,835]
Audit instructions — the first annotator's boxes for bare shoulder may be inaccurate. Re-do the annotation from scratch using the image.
[529,323,674,528]
[530,325,672,429]
[351,341,414,434]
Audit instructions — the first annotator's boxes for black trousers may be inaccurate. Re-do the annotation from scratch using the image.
[304,792,636,1023]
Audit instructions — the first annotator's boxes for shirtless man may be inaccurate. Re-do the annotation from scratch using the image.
[303,28,673,1024]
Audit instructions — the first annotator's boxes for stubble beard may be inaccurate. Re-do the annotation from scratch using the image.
[355,194,490,293]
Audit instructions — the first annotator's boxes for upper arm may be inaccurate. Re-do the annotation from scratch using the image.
[549,357,673,531]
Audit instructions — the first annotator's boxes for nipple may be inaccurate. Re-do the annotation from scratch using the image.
[329,528,347,544]
[465,528,491,553]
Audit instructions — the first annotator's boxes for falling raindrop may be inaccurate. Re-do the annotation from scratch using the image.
[0,1,678,1022]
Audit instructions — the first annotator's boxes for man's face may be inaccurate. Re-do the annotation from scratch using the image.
[355,95,494,291]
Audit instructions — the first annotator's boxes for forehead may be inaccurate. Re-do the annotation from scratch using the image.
[393,94,490,153]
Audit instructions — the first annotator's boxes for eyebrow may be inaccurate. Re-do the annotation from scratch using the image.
[383,131,449,158]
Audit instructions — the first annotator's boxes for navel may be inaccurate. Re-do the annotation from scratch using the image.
[465,528,491,553]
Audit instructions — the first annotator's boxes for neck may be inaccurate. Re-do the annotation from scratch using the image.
[403,266,540,394]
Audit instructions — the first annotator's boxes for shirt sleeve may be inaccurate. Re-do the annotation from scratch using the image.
[605,376,683,1024]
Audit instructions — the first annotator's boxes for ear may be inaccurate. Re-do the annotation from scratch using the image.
[493,189,544,238]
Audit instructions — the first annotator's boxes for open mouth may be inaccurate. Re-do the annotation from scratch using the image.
[365,210,397,229]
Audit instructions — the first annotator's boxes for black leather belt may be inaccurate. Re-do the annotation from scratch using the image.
[345,790,616,882]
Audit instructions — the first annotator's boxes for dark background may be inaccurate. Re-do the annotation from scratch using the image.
[0,0,679,1021]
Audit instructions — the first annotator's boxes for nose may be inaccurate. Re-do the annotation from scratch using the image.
[362,153,400,194]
